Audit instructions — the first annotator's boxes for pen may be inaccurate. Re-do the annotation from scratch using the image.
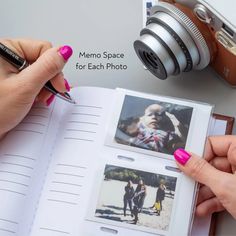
[0,42,76,104]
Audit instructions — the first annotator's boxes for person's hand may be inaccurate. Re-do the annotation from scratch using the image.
[165,112,180,127]
[174,135,236,219]
[0,38,73,138]
[165,111,188,141]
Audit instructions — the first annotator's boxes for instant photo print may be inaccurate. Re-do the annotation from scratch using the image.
[114,95,193,155]
[91,164,178,235]
[86,159,182,236]
[105,89,212,161]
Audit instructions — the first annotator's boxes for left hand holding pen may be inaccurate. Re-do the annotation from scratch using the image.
[0,38,72,138]
[174,135,236,219]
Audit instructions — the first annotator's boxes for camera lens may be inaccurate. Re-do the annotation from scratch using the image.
[134,2,210,80]
[135,34,176,79]
[143,51,158,69]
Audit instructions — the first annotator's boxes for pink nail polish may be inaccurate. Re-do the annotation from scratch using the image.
[174,148,191,165]
[46,94,55,106]
[59,45,73,61]
[64,79,70,92]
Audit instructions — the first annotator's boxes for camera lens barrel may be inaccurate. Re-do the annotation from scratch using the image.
[134,35,176,80]
[134,2,211,80]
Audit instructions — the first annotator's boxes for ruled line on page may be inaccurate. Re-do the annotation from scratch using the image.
[27,114,48,119]
[0,188,26,196]
[71,112,100,117]
[63,137,94,142]
[0,170,31,178]
[0,228,16,234]
[3,154,36,161]
[1,161,34,170]
[0,218,18,224]
[52,181,82,187]
[47,199,77,205]
[57,163,87,169]
[13,130,44,135]
[54,172,84,178]
[67,121,99,125]
[49,190,80,196]
[0,179,29,187]
[65,129,96,134]
[20,121,46,127]
[40,227,70,235]
[74,104,102,109]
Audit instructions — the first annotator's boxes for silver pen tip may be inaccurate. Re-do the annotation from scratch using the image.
[58,92,77,104]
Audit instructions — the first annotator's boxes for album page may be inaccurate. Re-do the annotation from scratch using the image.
[29,87,213,236]
[0,100,65,236]
[29,87,115,236]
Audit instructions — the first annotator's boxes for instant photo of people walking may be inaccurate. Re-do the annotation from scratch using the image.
[114,95,193,155]
[94,165,177,233]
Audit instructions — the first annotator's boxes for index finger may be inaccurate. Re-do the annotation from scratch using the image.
[204,135,236,162]
[2,38,52,63]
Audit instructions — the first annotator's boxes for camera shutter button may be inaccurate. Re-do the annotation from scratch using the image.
[194,4,212,24]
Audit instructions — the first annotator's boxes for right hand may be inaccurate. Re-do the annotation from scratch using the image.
[0,38,73,138]
[174,135,236,219]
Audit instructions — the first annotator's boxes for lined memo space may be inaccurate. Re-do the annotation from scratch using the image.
[60,87,115,152]
[63,92,104,144]
[64,103,101,142]
[30,87,115,236]
[0,104,55,235]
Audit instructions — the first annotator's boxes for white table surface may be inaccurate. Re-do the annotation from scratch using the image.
[1,0,236,235]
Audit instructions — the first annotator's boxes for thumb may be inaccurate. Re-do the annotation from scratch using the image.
[19,45,73,92]
[174,148,226,192]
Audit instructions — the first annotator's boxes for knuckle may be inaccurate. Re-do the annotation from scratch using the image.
[188,158,207,180]
[228,140,236,165]
[41,53,62,76]
[42,40,53,49]
[37,40,53,50]
[209,198,223,213]
[216,175,234,199]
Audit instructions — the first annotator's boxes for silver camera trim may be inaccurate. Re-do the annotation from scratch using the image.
[151,2,210,70]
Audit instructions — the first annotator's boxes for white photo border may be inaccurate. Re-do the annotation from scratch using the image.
[105,89,198,160]
[86,158,181,235]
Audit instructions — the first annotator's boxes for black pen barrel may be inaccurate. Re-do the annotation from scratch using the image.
[0,42,28,70]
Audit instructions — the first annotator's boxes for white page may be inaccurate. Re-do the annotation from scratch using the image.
[30,87,213,236]
[0,101,66,236]
[30,87,115,236]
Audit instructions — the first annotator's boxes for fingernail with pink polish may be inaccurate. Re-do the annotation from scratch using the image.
[46,94,55,106]
[64,79,70,92]
[59,45,73,61]
[174,148,191,165]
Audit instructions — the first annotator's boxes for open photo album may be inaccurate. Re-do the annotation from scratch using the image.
[0,87,213,236]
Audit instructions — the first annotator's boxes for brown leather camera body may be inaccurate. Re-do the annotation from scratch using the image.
[161,0,236,86]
